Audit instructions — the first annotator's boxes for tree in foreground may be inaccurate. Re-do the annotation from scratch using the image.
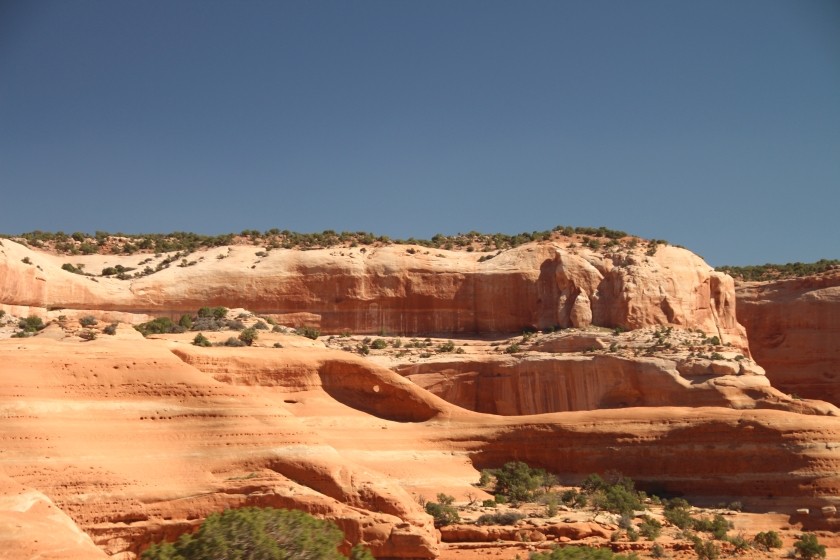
[141,507,349,560]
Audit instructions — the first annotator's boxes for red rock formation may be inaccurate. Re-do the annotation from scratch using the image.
[0,239,747,348]
[1,333,839,559]
[397,353,800,415]
[736,271,840,405]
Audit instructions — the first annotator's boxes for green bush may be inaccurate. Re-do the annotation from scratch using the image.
[475,511,525,526]
[224,337,246,347]
[141,506,345,560]
[179,314,193,329]
[79,329,97,341]
[692,537,720,560]
[437,340,456,353]
[425,493,459,527]
[638,516,662,540]
[198,306,228,319]
[135,317,177,337]
[193,333,212,347]
[79,315,98,327]
[238,327,258,346]
[691,514,731,540]
[487,461,547,503]
[103,323,118,336]
[529,545,636,559]
[582,473,644,515]
[794,534,826,560]
[663,498,693,529]
[370,338,388,350]
[295,326,320,340]
[754,530,783,551]
[19,316,45,332]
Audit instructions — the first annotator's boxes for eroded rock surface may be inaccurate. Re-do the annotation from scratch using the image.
[736,271,840,405]
[1,240,747,348]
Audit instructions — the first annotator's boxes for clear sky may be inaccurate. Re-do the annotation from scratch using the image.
[1,1,837,266]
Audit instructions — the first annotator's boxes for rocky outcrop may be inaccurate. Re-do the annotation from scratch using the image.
[736,271,840,405]
[397,353,800,416]
[394,329,827,416]
[0,240,747,348]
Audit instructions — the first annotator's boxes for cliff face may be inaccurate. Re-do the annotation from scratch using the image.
[736,271,840,405]
[0,239,747,348]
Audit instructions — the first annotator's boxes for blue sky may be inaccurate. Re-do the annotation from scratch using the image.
[1,0,837,266]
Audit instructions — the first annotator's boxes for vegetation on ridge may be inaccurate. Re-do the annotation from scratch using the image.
[718,259,839,281]
[3,225,638,256]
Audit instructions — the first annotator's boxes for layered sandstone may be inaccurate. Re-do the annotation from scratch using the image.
[2,331,840,559]
[0,239,747,348]
[392,329,831,416]
[736,271,840,405]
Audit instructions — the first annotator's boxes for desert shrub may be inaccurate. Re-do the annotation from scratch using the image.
[561,489,588,508]
[103,323,118,335]
[584,473,644,515]
[691,514,731,540]
[357,343,370,355]
[0,310,5,319]
[61,263,85,274]
[476,511,525,526]
[140,506,345,560]
[529,545,635,559]
[437,340,456,353]
[135,317,178,337]
[223,337,246,347]
[79,315,98,327]
[692,536,720,560]
[198,306,228,319]
[726,534,751,553]
[21,256,32,264]
[638,515,662,540]
[179,314,193,329]
[754,530,783,551]
[486,461,548,503]
[238,327,258,346]
[193,333,212,347]
[295,326,320,340]
[370,338,388,350]
[504,343,521,354]
[794,534,826,560]
[226,319,246,331]
[425,493,459,527]
[481,499,496,508]
[79,329,97,341]
[663,498,693,529]
[191,317,224,331]
[19,316,45,332]
[254,321,268,330]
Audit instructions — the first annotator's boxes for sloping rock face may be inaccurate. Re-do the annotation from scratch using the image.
[2,334,840,559]
[0,240,746,348]
[0,337,447,560]
[736,272,840,405]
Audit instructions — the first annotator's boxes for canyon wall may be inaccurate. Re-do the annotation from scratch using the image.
[736,271,840,405]
[0,239,746,348]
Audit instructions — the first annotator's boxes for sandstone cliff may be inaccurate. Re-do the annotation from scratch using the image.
[0,239,746,348]
[2,332,840,559]
[736,271,840,405]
